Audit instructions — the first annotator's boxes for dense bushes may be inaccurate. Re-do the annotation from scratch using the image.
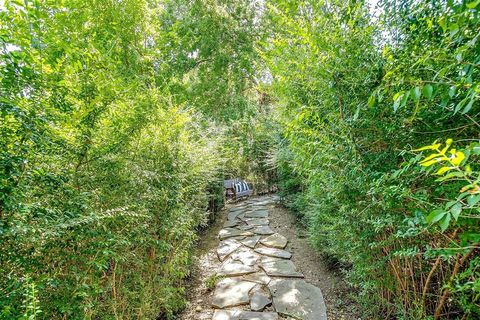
[263,0,479,319]
[0,0,262,318]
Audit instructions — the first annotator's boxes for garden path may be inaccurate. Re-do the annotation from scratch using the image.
[179,195,357,320]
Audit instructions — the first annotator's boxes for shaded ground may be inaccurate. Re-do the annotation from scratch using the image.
[178,196,361,320]
[268,203,361,319]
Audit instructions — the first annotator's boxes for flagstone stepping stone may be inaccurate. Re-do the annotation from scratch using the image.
[229,236,246,241]
[218,260,256,276]
[268,279,327,320]
[217,239,242,261]
[241,235,261,248]
[252,226,275,235]
[212,310,278,320]
[255,247,291,259]
[260,233,288,249]
[230,247,260,266]
[228,210,247,221]
[260,256,283,264]
[248,207,268,212]
[238,224,255,230]
[211,278,257,308]
[230,206,246,212]
[246,218,269,226]
[224,220,239,228]
[219,228,254,240]
[260,260,304,278]
[244,211,269,219]
[242,271,271,285]
[250,290,272,311]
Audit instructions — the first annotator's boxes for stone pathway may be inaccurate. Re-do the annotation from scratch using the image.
[211,196,328,320]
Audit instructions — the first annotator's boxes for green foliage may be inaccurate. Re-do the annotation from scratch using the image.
[261,0,480,319]
[204,274,224,291]
[0,0,266,319]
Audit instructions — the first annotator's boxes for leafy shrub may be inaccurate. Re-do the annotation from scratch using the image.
[262,0,480,319]
[0,0,258,318]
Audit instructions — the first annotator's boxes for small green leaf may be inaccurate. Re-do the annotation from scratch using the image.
[413,140,440,151]
[393,98,400,112]
[435,166,453,175]
[467,194,480,207]
[367,94,376,108]
[467,0,480,9]
[461,96,475,114]
[393,91,403,101]
[412,87,421,101]
[439,213,451,232]
[445,201,457,209]
[422,84,433,99]
[393,91,403,111]
[435,172,463,182]
[455,97,468,114]
[426,209,447,224]
[400,91,410,109]
[438,16,447,32]
[450,203,462,220]
[448,86,456,98]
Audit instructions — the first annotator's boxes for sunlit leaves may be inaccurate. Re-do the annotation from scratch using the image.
[467,0,480,9]
[414,139,480,234]
[1,0,240,318]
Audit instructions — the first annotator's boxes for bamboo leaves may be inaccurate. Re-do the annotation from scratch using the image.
[415,140,480,233]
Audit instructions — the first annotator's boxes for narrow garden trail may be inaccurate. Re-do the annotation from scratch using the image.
[180,196,360,320]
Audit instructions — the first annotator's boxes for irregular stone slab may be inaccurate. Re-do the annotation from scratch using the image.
[211,278,256,308]
[218,260,256,276]
[250,290,272,311]
[217,239,242,261]
[229,236,246,241]
[219,228,254,240]
[242,271,271,285]
[245,218,270,226]
[249,202,267,206]
[260,233,288,249]
[244,211,269,219]
[238,224,255,230]
[260,256,283,264]
[241,235,261,249]
[260,260,304,278]
[230,247,260,266]
[230,206,245,211]
[212,310,278,320]
[228,210,244,221]
[255,247,291,259]
[253,226,275,235]
[268,279,327,320]
[224,220,239,228]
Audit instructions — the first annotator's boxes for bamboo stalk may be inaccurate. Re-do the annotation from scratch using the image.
[434,242,479,319]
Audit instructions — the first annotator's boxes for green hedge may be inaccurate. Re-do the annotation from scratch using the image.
[264,0,480,319]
